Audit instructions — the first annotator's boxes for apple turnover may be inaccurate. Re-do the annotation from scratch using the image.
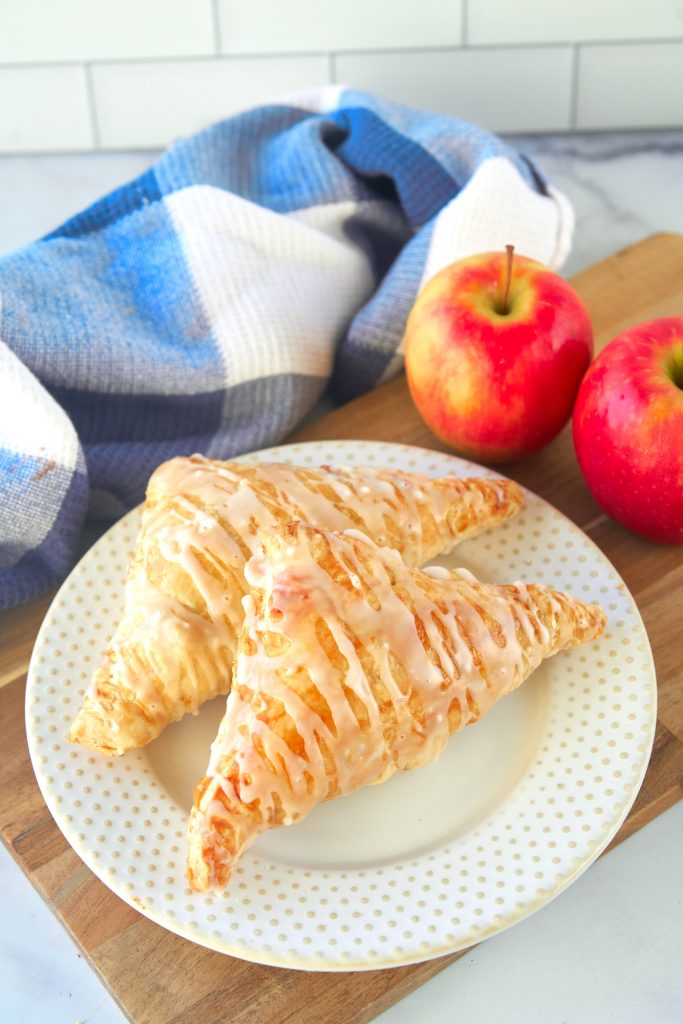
[187,522,606,891]
[69,456,524,755]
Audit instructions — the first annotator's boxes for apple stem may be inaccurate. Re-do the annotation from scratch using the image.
[501,244,515,315]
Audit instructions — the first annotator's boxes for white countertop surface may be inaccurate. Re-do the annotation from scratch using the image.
[1,131,682,1024]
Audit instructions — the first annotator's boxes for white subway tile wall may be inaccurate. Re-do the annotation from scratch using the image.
[467,0,683,45]
[0,65,92,152]
[0,0,682,151]
[336,48,574,133]
[217,0,463,54]
[0,0,216,63]
[577,42,683,129]
[93,56,329,148]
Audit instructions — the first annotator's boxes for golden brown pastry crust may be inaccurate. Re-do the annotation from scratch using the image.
[187,522,606,892]
[69,456,524,755]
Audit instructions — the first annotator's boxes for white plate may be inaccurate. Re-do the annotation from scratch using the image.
[26,440,657,970]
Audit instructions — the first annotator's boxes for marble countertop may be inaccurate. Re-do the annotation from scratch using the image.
[1,131,682,1024]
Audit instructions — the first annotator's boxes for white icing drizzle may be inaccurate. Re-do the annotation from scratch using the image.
[88,456,522,732]
[422,564,452,580]
[192,524,603,884]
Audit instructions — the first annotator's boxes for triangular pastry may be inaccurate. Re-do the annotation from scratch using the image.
[187,522,606,892]
[69,455,524,755]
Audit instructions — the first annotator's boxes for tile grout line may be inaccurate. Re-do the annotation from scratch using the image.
[83,62,100,149]
[211,0,221,56]
[2,36,683,72]
[569,44,580,131]
[461,0,468,46]
[329,52,336,85]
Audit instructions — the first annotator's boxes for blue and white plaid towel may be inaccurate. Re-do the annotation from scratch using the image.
[0,87,573,610]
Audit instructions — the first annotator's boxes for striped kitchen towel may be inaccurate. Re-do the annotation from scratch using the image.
[0,86,573,610]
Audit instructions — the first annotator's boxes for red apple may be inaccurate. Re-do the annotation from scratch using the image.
[573,317,683,544]
[403,247,593,462]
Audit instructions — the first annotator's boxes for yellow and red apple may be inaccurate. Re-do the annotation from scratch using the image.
[404,248,593,462]
[573,317,683,544]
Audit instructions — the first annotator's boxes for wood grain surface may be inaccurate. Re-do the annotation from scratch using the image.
[1,233,682,1024]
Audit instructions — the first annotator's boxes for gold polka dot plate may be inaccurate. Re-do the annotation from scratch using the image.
[25,441,657,970]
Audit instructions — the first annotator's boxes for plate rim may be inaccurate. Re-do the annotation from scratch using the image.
[25,439,658,971]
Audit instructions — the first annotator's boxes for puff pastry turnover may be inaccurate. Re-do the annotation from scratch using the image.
[69,456,524,755]
[187,521,606,892]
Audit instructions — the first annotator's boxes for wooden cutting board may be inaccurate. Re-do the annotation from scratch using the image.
[2,233,682,1024]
